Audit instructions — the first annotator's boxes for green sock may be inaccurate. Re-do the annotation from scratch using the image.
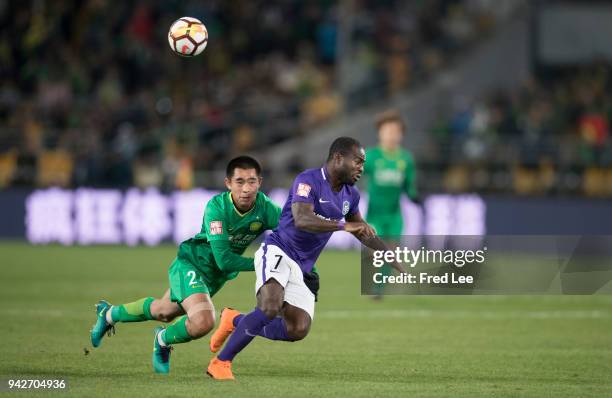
[110,297,155,323]
[162,315,192,345]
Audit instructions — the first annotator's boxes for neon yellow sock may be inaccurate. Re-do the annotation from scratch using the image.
[110,297,154,323]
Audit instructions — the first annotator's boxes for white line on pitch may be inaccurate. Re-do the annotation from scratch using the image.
[316,309,612,319]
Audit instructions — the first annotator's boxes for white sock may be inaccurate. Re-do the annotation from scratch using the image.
[157,329,167,347]
[106,306,115,325]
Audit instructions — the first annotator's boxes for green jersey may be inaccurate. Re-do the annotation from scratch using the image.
[364,146,417,216]
[169,191,281,301]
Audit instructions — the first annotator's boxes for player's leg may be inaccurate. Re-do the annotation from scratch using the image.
[225,278,285,350]
[111,289,183,324]
[153,259,215,373]
[209,285,314,355]
[210,301,310,353]
[90,254,191,349]
[210,250,316,351]
[90,288,186,348]
[207,279,284,380]
[368,216,387,298]
[208,244,289,379]
[278,302,311,341]
[208,245,315,380]
[265,264,316,341]
[90,291,181,348]
[210,287,298,353]
[149,289,185,322]
[157,292,215,345]
[371,214,402,299]
[211,243,289,352]
[153,293,215,374]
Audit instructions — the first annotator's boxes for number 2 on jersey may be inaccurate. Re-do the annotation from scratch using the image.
[187,270,199,286]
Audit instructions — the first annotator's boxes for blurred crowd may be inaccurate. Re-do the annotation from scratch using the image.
[431,62,612,196]
[0,0,500,190]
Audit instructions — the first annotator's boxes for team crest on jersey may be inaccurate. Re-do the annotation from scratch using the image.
[342,201,350,215]
[296,183,312,198]
[249,221,263,232]
[209,221,223,235]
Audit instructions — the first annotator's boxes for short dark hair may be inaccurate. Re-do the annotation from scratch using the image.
[375,109,405,133]
[226,156,262,178]
[327,137,362,161]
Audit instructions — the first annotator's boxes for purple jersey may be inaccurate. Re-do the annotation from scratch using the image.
[266,166,361,273]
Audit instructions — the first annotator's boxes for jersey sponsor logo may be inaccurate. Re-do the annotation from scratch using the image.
[318,198,330,203]
[375,169,403,186]
[249,221,263,232]
[296,183,312,198]
[342,201,350,215]
[314,212,340,222]
[229,233,257,245]
[209,221,223,235]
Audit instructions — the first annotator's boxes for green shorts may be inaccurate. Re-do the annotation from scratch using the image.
[168,257,229,303]
[367,213,403,238]
[368,213,402,295]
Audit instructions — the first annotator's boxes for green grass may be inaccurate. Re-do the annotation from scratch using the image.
[0,242,611,397]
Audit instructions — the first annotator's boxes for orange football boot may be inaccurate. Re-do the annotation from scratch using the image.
[209,307,241,353]
[207,356,235,380]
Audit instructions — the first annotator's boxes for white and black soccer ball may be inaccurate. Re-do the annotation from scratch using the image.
[167,17,208,57]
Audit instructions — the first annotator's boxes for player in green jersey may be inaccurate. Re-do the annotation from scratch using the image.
[364,111,419,297]
[89,156,281,374]
[364,110,418,236]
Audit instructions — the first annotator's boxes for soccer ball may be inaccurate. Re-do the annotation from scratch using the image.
[168,17,208,57]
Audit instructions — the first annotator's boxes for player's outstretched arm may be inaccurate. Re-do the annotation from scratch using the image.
[210,240,255,273]
[291,202,365,233]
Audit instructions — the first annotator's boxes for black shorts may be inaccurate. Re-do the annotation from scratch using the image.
[302,270,320,302]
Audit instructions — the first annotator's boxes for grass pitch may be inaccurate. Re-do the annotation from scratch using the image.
[1,242,611,397]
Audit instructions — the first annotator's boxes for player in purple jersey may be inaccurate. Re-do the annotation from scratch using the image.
[206,137,405,380]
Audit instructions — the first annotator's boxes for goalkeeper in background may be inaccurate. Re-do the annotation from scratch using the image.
[364,110,419,297]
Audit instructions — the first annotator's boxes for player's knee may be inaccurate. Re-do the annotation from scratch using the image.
[286,318,310,341]
[156,311,177,323]
[188,313,215,338]
[258,300,282,319]
[257,280,284,319]
[151,301,179,322]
